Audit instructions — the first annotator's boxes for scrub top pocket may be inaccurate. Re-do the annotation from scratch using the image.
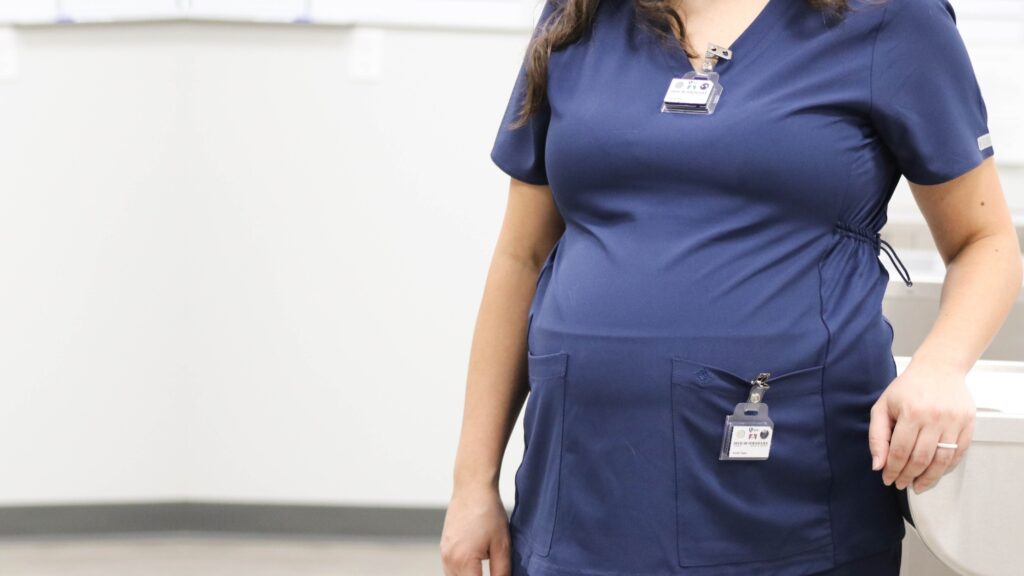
[510,350,569,557]
[669,355,834,567]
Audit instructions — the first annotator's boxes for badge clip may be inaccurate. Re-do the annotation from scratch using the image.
[662,42,730,115]
[720,371,775,461]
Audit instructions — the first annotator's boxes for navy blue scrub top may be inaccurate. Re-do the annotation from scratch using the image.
[490,1,995,575]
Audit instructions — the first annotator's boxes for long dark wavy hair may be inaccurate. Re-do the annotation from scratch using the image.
[510,0,857,129]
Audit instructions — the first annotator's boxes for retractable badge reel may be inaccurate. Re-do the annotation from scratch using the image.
[662,42,731,115]
[720,372,775,460]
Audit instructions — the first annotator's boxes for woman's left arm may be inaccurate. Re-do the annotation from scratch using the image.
[868,155,1023,494]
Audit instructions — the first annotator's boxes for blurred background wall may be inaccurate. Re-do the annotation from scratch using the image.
[0,2,550,508]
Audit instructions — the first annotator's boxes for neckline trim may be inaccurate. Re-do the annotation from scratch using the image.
[673,0,790,75]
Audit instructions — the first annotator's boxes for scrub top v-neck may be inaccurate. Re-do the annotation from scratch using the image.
[675,0,783,76]
[489,1,995,575]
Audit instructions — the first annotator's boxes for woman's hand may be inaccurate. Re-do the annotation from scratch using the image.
[440,483,513,576]
[868,361,976,493]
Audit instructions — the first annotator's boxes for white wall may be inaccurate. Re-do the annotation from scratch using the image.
[0,0,540,29]
[0,20,534,506]
[0,1,1020,509]
[0,24,192,502]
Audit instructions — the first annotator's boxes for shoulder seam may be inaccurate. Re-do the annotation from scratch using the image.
[867,0,893,124]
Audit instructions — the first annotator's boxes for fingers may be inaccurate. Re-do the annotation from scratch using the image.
[947,416,975,472]
[881,409,920,487]
[441,531,513,576]
[440,541,484,576]
[891,424,941,490]
[461,559,485,576]
[489,534,513,576]
[910,433,958,493]
[882,400,975,492]
[868,396,894,470]
[913,415,974,493]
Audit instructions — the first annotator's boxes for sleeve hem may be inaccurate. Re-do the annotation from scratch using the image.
[490,148,549,186]
[904,146,995,187]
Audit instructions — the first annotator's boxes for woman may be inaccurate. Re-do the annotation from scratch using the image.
[441,0,1021,575]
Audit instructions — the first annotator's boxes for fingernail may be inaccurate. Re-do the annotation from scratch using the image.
[871,456,881,470]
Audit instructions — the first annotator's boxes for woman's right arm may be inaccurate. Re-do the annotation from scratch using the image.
[440,176,564,576]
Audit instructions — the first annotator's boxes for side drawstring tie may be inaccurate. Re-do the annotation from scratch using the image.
[878,238,913,288]
[834,220,914,288]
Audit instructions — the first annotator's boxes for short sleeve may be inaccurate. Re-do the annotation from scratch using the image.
[870,0,995,186]
[489,1,559,186]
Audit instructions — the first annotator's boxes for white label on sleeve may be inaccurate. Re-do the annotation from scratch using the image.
[978,132,993,151]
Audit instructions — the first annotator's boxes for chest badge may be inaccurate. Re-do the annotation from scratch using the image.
[662,42,730,115]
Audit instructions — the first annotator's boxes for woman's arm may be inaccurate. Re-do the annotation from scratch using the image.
[869,156,1023,494]
[907,156,1021,374]
[440,176,564,576]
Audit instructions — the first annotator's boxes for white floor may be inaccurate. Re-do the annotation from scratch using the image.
[0,526,954,576]
[0,534,445,576]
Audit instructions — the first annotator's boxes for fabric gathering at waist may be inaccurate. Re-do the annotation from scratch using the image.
[834,220,913,287]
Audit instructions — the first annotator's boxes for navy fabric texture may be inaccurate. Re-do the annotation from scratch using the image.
[492,0,991,574]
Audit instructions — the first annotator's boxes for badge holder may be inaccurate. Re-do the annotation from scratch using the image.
[720,372,775,460]
[661,42,731,115]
